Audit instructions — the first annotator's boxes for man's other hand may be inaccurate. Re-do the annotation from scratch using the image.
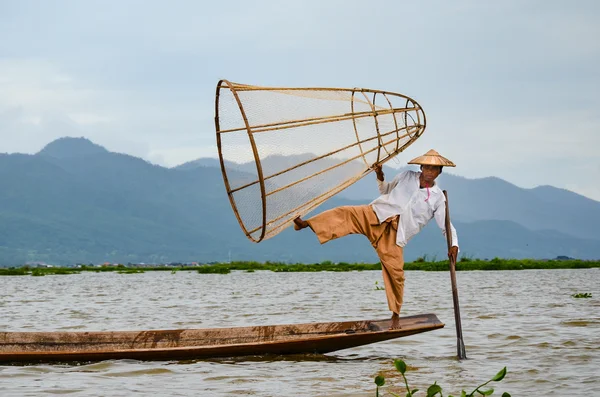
[448,246,459,263]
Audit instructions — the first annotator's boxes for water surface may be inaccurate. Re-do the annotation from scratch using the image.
[1,269,598,396]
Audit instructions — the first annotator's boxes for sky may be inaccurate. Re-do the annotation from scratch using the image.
[1,0,599,200]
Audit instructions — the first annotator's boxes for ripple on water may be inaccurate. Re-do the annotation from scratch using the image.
[75,362,116,371]
[41,389,84,394]
[57,325,88,330]
[560,320,597,327]
[532,342,552,348]
[104,368,175,377]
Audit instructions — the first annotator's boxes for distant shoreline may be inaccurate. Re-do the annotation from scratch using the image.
[1,259,599,276]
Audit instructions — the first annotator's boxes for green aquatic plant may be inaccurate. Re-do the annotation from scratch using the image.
[375,359,511,397]
[571,292,592,298]
[117,269,145,274]
[374,281,385,291]
[31,269,46,277]
[197,265,231,274]
[0,268,29,276]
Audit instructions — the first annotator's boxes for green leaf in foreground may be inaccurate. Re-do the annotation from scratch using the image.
[375,361,510,396]
[427,383,442,397]
[394,359,407,374]
[491,367,507,382]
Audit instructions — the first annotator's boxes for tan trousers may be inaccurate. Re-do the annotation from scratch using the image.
[306,205,405,315]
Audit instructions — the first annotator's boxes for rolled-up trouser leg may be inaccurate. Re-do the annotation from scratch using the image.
[306,205,377,244]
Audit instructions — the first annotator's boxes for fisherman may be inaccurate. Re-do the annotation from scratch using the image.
[293,150,459,329]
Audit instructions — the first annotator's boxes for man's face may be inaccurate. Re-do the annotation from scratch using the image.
[420,165,442,185]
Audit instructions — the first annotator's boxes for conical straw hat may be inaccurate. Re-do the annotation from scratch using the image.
[408,149,456,167]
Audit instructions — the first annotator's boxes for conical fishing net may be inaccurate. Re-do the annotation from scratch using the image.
[215,80,426,242]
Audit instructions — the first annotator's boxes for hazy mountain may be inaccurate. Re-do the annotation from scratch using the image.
[185,156,600,242]
[38,136,109,158]
[173,158,242,171]
[0,137,599,265]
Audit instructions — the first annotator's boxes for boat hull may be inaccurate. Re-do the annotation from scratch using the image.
[0,313,443,363]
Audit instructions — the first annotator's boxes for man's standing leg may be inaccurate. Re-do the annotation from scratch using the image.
[374,218,405,329]
[295,207,404,329]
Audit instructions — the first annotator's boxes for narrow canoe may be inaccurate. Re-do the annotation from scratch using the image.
[0,313,444,363]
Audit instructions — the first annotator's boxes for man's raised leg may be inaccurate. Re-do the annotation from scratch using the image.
[292,206,375,244]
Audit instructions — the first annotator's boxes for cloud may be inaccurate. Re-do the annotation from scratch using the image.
[0,0,599,201]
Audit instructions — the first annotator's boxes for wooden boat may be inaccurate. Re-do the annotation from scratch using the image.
[0,313,443,364]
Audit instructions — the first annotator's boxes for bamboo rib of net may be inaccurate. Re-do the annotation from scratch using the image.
[215,80,426,243]
[228,124,414,195]
[245,129,420,236]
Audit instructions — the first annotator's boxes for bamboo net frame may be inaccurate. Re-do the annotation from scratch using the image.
[215,80,426,243]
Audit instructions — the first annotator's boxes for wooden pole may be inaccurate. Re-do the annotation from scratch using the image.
[443,190,467,360]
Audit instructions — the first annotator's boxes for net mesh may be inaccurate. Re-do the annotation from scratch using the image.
[215,80,426,242]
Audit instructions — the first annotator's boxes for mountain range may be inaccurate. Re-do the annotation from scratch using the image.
[0,137,599,265]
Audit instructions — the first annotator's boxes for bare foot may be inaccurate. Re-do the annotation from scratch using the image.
[293,217,308,231]
[389,313,401,330]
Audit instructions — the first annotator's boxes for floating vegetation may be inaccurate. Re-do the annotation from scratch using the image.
[197,265,230,274]
[406,258,600,271]
[1,258,599,277]
[0,267,81,277]
[571,292,592,299]
[374,281,385,291]
[375,359,511,397]
[0,268,30,276]
[117,269,145,274]
[31,269,46,277]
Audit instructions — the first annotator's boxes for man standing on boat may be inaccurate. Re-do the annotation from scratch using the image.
[293,150,459,329]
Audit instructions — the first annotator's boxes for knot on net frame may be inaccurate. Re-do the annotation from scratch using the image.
[215,80,426,243]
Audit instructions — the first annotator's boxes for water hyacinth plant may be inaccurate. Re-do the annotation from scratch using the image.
[571,292,592,298]
[375,359,511,397]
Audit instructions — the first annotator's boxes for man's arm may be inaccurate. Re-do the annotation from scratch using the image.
[433,199,459,261]
[373,164,400,194]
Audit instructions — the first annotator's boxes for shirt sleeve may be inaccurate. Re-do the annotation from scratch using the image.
[377,171,403,195]
[433,198,460,251]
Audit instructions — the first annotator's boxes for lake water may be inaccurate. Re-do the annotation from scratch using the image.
[1,269,598,396]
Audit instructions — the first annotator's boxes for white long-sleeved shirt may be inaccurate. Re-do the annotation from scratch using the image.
[370,170,459,249]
